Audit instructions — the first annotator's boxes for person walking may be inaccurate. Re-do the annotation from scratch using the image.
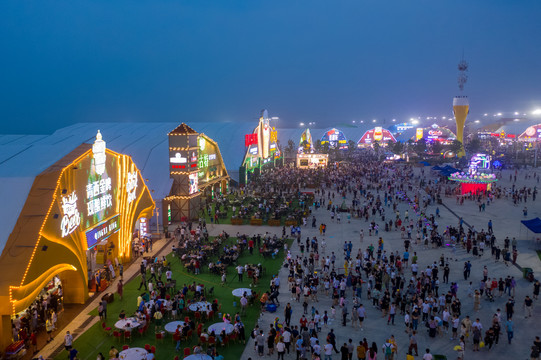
[524,296,533,318]
[117,279,123,300]
[408,330,418,356]
[138,272,147,290]
[276,337,286,360]
[64,331,73,352]
[505,318,514,344]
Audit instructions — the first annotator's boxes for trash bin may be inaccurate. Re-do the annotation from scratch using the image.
[434,355,447,360]
[266,304,277,313]
[524,268,533,279]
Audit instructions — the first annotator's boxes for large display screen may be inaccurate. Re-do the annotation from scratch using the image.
[189,172,198,194]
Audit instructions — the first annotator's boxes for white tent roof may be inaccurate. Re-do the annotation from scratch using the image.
[0,121,378,254]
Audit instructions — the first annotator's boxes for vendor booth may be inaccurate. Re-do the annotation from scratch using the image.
[0,131,154,348]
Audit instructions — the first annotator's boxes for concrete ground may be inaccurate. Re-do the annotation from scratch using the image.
[234,167,541,360]
[38,167,541,360]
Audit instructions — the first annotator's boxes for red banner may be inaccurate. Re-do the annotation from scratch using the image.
[245,133,258,147]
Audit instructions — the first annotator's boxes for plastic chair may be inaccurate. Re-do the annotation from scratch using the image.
[194,311,201,323]
[183,348,191,357]
[187,329,193,339]
[208,336,216,347]
[155,332,163,342]
[124,331,131,342]
[122,345,129,350]
[151,346,156,354]
[223,335,229,347]
[113,331,122,342]
[184,316,190,323]
[138,325,147,337]
[144,344,151,351]
[102,322,112,335]
[200,335,207,349]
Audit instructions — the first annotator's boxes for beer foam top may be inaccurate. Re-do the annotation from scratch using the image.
[453,96,469,106]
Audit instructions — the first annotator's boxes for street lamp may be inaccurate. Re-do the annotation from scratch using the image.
[155,207,160,235]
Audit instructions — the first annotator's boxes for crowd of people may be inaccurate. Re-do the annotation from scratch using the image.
[247,160,541,360]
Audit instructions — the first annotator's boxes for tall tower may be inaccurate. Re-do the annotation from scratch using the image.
[166,123,201,223]
[453,57,469,157]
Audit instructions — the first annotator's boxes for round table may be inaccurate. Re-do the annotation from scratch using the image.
[183,355,212,360]
[188,301,211,312]
[232,288,252,297]
[115,318,141,331]
[118,347,147,360]
[207,322,234,335]
[164,320,186,334]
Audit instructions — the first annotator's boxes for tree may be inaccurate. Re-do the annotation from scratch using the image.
[414,138,427,154]
[466,138,481,154]
[431,141,443,155]
[373,141,381,156]
[391,141,404,155]
[315,140,323,153]
[449,139,464,155]
[322,142,330,154]
[285,139,295,156]
[348,140,356,154]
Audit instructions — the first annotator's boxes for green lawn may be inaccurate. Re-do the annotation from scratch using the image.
[55,236,291,360]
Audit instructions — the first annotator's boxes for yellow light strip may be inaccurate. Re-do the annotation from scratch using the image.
[169,147,199,151]
[10,264,77,314]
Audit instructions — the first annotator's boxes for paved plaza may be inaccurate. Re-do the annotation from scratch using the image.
[38,167,541,360]
[201,167,541,360]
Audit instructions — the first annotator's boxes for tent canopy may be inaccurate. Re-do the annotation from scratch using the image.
[521,218,541,233]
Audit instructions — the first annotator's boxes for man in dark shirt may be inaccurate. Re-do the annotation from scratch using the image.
[340,343,349,360]
[524,296,533,318]
[506,298,515,320]
[69,348,78,360]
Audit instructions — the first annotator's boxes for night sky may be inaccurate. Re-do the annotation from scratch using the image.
[1,0,540,134]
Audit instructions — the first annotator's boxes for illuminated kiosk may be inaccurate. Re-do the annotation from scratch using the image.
[453,96,469,157]
[299,128,314,153]
[413,124,457,145]
[0,131,154,345]
[321,128,348,149]
[239,110,282,185]
[449,154,496,195]
[164,124,229,223]
[357,127,397,148]
[296,153,328,168]
[519,124,541,142]
[449,172,497,195]
[296,128,328,168]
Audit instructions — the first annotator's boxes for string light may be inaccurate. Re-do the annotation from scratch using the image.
[9,147,155,315]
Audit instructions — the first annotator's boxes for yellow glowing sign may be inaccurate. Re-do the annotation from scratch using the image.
[416,128,424,141]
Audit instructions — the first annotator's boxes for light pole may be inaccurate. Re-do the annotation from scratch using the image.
[155,207,160,235]
[535,140,538,168]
